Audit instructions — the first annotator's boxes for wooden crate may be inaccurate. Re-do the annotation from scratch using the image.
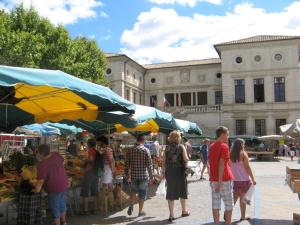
[293,213,300,225]
[291,180,300,193]
[287,167,300,178]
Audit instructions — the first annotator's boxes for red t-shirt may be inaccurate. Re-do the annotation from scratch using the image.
[208,141,233,182]
[37,152,68,193]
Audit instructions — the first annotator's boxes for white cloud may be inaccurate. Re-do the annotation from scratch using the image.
[88,34,96,39]
[148,0,223,7]
[100,11,109,18]
[121,2,300,64]
[0,0,104,25]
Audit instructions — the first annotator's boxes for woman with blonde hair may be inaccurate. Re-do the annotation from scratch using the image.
[162,130,190,222]
[230,138,256,221]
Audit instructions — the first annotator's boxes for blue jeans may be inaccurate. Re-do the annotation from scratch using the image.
[48,192,67,219]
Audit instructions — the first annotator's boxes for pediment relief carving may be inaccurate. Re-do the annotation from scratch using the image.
[180,69,190,83]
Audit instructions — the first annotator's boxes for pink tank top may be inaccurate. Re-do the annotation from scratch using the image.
[231,160,250,181]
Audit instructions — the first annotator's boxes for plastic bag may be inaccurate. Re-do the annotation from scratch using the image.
[242,185,255,205]
[156,179,166,197]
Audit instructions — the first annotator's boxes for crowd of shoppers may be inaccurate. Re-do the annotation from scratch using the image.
[33,126,260,225]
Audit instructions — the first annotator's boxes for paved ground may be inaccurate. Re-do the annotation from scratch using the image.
[3,157,300,225]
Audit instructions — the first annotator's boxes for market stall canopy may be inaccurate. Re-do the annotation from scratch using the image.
[258,135,294,141]
[59,111,138,135]
[115,105,202,135]
[61,119,116,135]
[280,119,300,138]
[115,105,177,134]
[0,65,135,132]
[18,124,61,136]
[44,122,83,135]
[174,119,202,135]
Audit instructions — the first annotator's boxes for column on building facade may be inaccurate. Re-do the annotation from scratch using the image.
[207,88,214,105]
[246,116,254,135]
[245,77,253,104]
[264,76,273,103]
[157,91,164,108]
[266,114,275,135]
[128,87,132,102]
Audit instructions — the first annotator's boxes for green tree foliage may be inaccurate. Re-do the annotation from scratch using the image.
[0,5,107,84]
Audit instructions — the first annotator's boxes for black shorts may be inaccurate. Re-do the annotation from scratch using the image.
[81,171,98,197]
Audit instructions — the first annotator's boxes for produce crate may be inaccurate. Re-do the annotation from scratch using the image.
[291,180,300,193]
[287,167,300,177]
[293,213,300,225]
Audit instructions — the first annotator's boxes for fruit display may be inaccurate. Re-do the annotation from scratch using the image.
[0,179,17,202]
[65,156,85,181]
[21,165,37,186]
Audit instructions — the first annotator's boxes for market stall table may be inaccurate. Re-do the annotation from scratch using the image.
[247,151,274,161]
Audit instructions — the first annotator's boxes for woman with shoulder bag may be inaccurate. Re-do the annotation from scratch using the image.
[230,138,256,221]
[162,130,190,222]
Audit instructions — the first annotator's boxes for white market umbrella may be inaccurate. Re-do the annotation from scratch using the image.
[280,119,300,138]
[258,135,293,141]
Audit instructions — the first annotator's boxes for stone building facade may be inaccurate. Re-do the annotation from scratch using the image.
[105,35,300,136]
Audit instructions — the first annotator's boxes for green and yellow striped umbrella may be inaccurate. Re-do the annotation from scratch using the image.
[0,65,135,132]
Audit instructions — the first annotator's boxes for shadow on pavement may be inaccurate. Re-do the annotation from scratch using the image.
[126,217,168,225]
[201,218,292,225]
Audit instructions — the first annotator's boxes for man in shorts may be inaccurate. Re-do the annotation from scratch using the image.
[35,144,69,225]
[125,135,154,217]
[209,126,234,225]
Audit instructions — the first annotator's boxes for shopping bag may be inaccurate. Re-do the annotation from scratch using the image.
[242,185,255,205]
[156,179,166,197]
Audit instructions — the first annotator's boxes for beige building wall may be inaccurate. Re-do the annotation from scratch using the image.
[106,36,300,137]
[218,39,300,136]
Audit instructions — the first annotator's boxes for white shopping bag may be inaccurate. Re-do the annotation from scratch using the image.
[156,179,166,197]
[242,185,255,205]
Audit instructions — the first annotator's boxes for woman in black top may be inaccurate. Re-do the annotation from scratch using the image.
[162,130,190,222]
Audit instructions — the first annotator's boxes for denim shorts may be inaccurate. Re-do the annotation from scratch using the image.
[131,179,148,200]
[48,192,67,219]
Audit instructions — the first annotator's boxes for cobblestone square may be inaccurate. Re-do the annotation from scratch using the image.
[66,158,299,225]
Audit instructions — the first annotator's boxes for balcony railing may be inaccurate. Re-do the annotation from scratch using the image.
[161,105,221,114]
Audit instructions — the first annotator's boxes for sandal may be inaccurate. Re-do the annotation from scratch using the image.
[182,211,190,217]
[240,217,251,221]
[168,217,174,222]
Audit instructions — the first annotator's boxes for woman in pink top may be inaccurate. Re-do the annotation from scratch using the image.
[230,138,256,221]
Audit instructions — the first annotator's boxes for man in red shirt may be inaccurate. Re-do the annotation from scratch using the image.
[209,126,234,225]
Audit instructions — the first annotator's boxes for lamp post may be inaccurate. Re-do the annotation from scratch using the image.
[216,73,222,126]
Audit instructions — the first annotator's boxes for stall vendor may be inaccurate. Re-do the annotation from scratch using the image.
[35,144,68,225]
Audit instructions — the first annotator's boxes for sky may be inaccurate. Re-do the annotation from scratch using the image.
[1,0,300,64]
